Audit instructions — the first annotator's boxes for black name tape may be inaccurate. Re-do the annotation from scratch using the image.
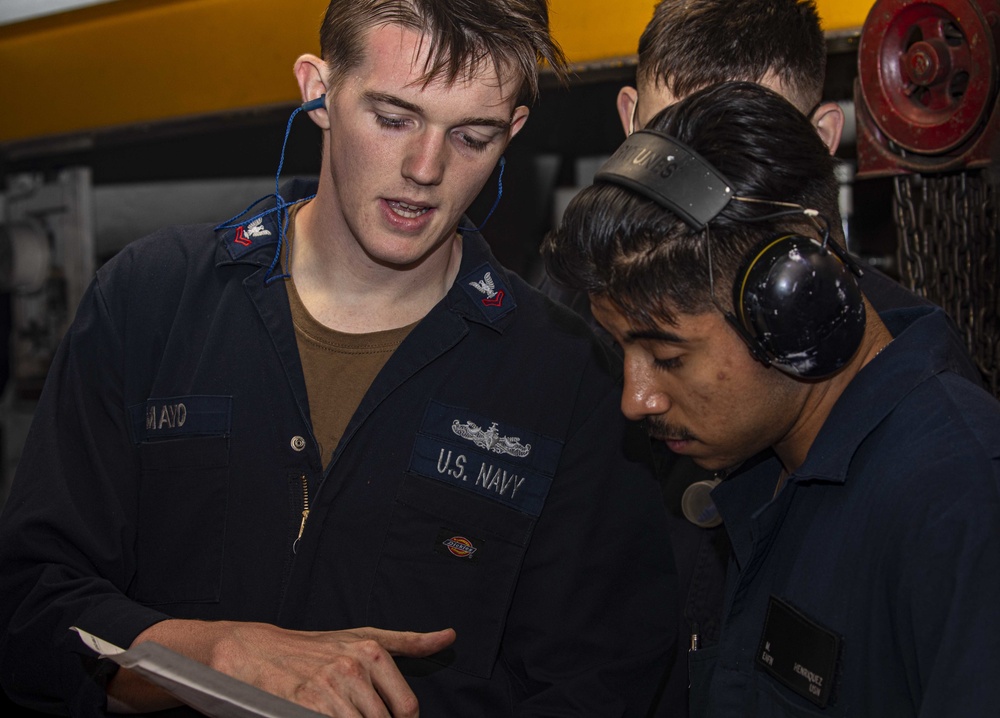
[756,595,841,708]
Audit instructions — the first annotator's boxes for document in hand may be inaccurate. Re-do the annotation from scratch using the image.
[72,627,327,718]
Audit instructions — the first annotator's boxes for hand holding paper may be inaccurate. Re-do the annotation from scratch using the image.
[76,621,455,717]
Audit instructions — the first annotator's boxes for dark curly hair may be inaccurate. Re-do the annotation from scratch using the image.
[541,81,840,328]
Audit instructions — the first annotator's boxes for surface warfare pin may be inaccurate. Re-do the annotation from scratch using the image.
[435,529,482,562]
[452,419,531,458]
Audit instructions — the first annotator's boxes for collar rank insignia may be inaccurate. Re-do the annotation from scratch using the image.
[468,271,504,307]
[452,419,531,458]
[233,217,272,247]
[244,217,273,238]
[459,263,516,323]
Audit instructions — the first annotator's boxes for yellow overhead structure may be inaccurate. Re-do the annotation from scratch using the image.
[0,0,875,145]
[552,0,873,62]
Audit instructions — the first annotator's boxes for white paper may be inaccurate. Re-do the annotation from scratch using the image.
[71,627,327,718]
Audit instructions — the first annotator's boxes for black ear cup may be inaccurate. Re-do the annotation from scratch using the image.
[732,235,866,378]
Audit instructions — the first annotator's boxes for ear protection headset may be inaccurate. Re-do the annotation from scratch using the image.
[593,129,866,378]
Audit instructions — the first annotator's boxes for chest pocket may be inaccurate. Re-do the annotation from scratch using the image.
[366,474,536,679]
[131,397,232,605]
[754,676,843,718]
[367,400,561,678]
[690,648,843,718]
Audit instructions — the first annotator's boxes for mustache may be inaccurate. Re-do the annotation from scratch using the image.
[642,417,697,443]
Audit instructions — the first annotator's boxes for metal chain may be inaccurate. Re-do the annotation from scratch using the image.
[893,170,1000,397]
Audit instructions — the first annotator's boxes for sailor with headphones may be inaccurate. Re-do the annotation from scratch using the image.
[542,80,1000,717]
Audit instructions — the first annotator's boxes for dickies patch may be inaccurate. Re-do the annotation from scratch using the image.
[459,263,516,322]
[128,396,233,443]
[756,595,841,708]
[409,401,561,516]
[435,528,483,562]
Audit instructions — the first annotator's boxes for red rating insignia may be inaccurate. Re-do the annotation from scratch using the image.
[233,226,251,247]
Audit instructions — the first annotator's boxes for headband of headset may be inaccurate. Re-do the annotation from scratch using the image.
[593,130,734,229]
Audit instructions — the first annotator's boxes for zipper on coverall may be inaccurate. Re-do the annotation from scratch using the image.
[293,474,310,554]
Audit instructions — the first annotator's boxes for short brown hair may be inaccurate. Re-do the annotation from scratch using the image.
[636,0,827,112]
[319,0,567,106]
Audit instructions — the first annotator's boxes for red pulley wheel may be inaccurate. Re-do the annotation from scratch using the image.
[858,0,998,154]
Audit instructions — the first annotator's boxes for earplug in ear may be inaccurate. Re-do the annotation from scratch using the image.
[301,94,326,112]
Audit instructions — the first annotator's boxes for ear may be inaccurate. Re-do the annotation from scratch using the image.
[506,105,531,143]
[294,54,330,129]
[617,86,639,136]
[811,101,845,155]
